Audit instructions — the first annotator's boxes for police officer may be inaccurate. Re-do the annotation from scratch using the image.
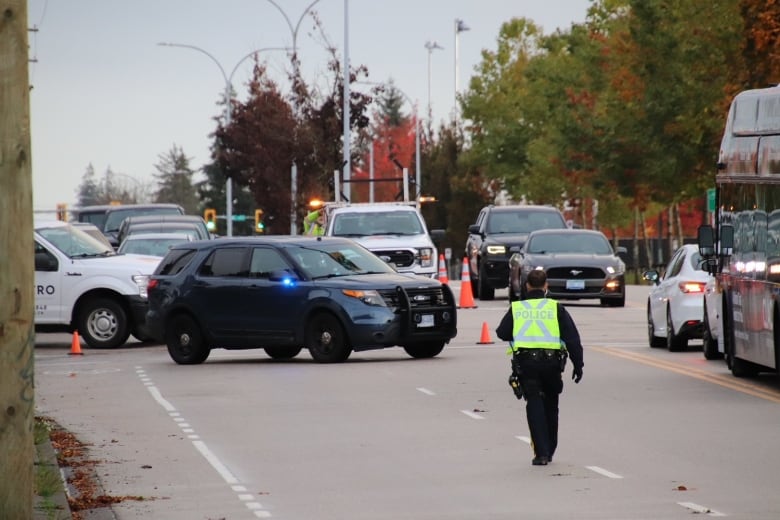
[304,208,326,236]
[496,269,584,466]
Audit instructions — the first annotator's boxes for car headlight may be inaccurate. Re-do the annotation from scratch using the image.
[606,263,625,275]
[342,289,387,307]
[419,248,433,267]
[133,274,151,299]
[486,245,506,255]
[522,265,543,274]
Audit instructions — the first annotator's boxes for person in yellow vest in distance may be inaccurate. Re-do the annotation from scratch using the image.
[304,208,327,236]
[495,269,584,467]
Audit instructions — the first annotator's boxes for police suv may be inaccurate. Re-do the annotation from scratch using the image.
[34,220,161,348]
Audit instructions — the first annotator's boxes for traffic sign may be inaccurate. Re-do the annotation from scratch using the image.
[707,188,716,212]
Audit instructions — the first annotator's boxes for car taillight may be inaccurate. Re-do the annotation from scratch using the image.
[147,279,159,292]
[679,281,705,293]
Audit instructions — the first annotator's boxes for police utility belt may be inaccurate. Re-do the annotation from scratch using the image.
[513,348,565,361]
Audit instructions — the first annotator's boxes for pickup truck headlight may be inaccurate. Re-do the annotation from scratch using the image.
[133,275,151,299]
[486,245,506,255]
[342,289,387,307]
[419,248,433,267]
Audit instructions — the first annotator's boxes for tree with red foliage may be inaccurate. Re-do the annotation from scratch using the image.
[353,81,417,203]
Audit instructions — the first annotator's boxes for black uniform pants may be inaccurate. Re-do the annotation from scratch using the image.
[514,352,564,459]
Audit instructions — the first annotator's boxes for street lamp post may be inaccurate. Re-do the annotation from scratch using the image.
[158,43,287,236]
[454,18,470,119]
[264,0,321,234]
[343,0,351,202]
[424,41,443,120]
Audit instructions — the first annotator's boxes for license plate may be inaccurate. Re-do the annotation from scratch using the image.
[419,314,434,327]
[566,279,585,290]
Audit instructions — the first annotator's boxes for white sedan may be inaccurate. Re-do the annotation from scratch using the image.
[643,244,712,351]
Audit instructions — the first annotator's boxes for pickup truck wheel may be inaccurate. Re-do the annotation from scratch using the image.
[78,297,130,349]
[306,313,351,363]
[264,346,302,360]
[165,314,210,365]
[403,341,445,358]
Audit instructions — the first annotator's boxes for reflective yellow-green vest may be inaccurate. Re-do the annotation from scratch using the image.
[508,298,561,353]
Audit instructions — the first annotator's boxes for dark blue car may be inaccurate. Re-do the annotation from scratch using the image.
[146,236,457,364]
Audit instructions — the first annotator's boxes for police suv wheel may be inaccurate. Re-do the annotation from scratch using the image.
[166,314,210,365]
[306,313,351,363]
[78,297,130,349]
[264,346,302,360]
[403,341,445,359]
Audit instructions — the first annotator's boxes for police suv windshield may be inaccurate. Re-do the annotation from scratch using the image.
[289,243,396,279]
[37,224,115,258]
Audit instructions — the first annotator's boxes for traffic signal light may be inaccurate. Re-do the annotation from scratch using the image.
[255,209,265,233]
[56,203,67,221]
[204,208,217,232]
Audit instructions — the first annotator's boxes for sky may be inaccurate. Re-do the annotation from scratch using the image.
[26,0,593,212]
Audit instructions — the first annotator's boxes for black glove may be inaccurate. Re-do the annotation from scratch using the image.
[572,366,583,384]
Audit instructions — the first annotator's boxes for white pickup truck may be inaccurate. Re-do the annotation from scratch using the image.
[324,202,444,278]
[34,220,161,348]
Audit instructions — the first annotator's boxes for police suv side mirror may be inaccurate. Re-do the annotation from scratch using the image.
[468,224,480,235]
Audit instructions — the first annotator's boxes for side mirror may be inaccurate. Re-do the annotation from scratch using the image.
[642,270,660,284]
[615,246,628,256]
[269,270,299,284]
[697,225,715,257]
[720,224,734,256]
[468,224,481,235]
[430,229,446,241]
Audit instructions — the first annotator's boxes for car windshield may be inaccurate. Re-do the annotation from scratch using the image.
[688,250,706,271]
[37,224,115,258]
[119,237,190,256]
[332,211,424,237]
[289,243,396,279]
[527,233,613,254]
[104,207,182,232]
[486,211,564,233]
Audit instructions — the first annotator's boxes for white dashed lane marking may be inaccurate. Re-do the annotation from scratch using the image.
[135,366,270,518]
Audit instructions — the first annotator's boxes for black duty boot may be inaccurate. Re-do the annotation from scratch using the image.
[532,455,550,466]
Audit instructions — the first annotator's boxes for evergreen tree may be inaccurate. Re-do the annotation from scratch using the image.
[152,144,200,214]
[75,164,101,207]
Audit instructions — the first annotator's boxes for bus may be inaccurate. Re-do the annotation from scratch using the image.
[699,85,780,377]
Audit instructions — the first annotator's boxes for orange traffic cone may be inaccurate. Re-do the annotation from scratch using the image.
[69,331,83,356]
[437,254,449,284]
[477,321,494,344]
[458,258,477,309]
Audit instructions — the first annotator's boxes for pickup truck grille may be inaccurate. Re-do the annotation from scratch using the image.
[374,249,415,268]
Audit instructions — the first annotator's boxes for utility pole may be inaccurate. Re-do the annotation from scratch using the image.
[0,0,35,517]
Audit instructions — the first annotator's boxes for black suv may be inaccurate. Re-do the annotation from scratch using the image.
[465,205,566,300]
[146,236,457,364]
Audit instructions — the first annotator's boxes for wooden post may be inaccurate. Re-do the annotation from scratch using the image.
[0,0,35,517]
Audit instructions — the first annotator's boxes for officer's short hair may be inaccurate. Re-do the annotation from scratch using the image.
[526,269,547,289]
